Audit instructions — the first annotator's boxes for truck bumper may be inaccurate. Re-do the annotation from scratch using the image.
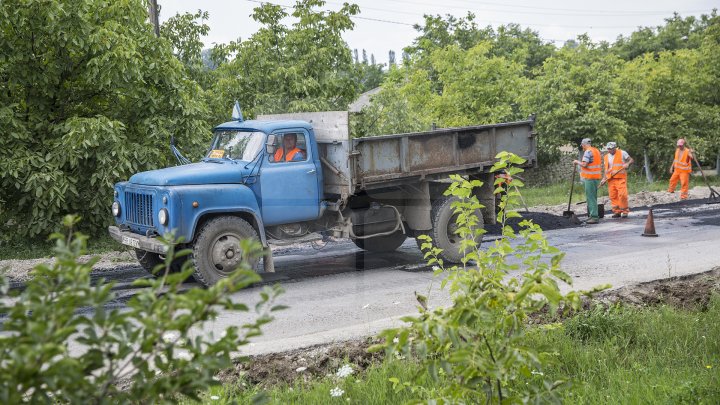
[108,226,168,254]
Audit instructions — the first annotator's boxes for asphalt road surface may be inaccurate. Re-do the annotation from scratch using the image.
[212,198,720,356]
[16,198,715,357]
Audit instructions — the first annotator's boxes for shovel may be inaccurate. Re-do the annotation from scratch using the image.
[685,142,720,204]
[563,165,578,218]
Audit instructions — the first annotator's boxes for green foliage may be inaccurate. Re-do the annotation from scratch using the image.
[204,0,360,124]
[404,13,555,77]
[613,11,719,60]
[357,43,526,136]
[523,41,626,162]
[161,9,212,87]
[372,152,608,403]
[564,305,639,344]
[0,215,283,403]
[0,0,210,238]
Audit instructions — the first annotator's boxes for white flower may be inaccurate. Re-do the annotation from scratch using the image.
[174,350,192,361]
[296,366,307,372]
[330,387,345,397]
[210,395,220,400]
[394,351,405,360]
[162,331,179,343]
[336,364,354,378]
[432,266,440,271]
[392,337,399,344]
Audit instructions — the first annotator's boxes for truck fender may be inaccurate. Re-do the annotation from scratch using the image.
[191,208,268,247]
[169,184,267,246]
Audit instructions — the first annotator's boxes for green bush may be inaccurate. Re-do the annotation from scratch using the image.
[0,215,283,403]
[0,0,210,239]
[373,152,608,404]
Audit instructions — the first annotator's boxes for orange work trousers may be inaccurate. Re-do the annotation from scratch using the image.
[668,171,690,199]
[607,177,629,214]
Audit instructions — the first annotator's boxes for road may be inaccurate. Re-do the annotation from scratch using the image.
[212,199,720,356]
[12,198,716,357]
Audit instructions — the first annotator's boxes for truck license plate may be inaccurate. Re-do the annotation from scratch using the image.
[121,235,140,248]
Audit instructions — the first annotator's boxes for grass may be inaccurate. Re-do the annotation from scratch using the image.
[522,172,720,207]
[199,297,720,404]
[194,360,437,404]
[0,233,121,260]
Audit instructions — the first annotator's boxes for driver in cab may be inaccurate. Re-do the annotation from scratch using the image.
[273,133,306,162]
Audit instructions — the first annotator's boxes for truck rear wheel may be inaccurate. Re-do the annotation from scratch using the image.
[191,216,260,287]
[352,229,407,252]
[419,196,484,264]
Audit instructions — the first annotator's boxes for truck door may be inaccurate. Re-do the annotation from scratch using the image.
[259,130,320,225]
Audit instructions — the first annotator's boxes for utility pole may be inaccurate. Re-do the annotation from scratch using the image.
[148,0,160,37]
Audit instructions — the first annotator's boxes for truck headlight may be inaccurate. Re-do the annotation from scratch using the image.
[112,201,121,217]
[158,208,169,226]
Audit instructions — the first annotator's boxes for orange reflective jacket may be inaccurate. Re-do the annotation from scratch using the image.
[580,147,602,180]
[274,147,303,162]
[673,148,692,173]
[605,149,627,179]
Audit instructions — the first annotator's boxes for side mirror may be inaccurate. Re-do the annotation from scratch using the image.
[265,134,277,154]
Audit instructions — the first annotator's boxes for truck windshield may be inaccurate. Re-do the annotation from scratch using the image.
[207,130,265,161]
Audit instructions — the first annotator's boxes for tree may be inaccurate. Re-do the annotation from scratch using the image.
[204,0,360,124]
[356,42,525,136]
[613,11,719,60]
[522,39,626,162]
[0,0,209,238]
[160,10,212,87]
[404,13,555,77]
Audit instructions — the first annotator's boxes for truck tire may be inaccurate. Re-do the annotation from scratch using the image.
[352,229,407,252]
[191,216,260,287]
[135,249,164,274]
[135,248,193,279]
[419,196,484,263]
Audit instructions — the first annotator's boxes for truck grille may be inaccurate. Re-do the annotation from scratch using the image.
[125,191,154,227]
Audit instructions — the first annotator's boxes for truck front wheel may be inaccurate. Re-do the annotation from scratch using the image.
[135,249,164,274]
[419,196,484,264]
[191,216,260,287]
[352,229,407,252]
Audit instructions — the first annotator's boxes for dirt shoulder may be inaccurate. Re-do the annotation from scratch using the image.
[531,185,713,217]
[224,267,720,387]
[0,250,139,284]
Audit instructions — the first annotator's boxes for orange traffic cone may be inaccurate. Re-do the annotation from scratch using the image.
[641,209,658,237]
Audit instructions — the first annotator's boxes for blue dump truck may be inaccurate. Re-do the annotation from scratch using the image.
[109,110,537,286]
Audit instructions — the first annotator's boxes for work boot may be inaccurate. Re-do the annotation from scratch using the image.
[611,213,621,218]
[585,218,599,224]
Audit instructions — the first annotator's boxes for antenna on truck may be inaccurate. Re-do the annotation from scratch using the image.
[232,101,244,122]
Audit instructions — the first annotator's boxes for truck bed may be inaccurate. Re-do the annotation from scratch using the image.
[258,112,537,197]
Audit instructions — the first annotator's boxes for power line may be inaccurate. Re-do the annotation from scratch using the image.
[412,0,713,15]
[243,0,707,38]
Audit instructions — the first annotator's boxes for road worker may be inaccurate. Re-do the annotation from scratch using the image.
[600,142,634,218]
[572,138,601,224]
[667,138,693,200]
[273,133,306,162]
